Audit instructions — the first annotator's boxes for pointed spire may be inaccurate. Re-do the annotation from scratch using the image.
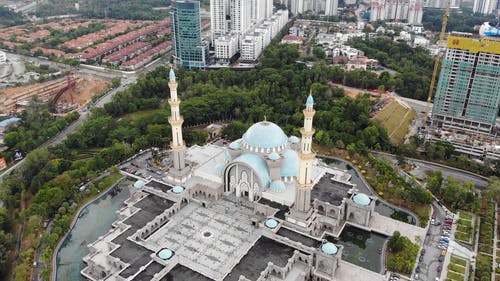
[169,67,176,82]
[306,88,314,106]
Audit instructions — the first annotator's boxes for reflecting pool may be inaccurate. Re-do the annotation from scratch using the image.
[326,225,388,273]
[55,181,131,281]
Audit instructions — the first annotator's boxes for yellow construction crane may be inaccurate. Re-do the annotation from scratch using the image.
[423,0,451,126]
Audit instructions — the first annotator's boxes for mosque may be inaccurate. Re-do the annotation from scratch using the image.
[81,69,425,281]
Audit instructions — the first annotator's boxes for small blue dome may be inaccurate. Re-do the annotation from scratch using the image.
[233,153,270,187]
[281,149,298,177]
[133,180,145,189]
[321,243,338,255]
[306,94,314,105]
[289,136,300,143]
[270,180,286,192]
[242,121,288,150]
[169,68,175,80]
[229,141,240,150]
[265,218,278,229]
[158,248,174,260]
[215,164,225,175]
[353,193,371,206]
[172,186,184,193]
[268,152,280,160]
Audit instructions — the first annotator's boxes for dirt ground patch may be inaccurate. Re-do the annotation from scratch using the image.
[58,75,110,106]
[0,75,110,114]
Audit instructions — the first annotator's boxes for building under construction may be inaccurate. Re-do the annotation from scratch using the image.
[427,32,500,160]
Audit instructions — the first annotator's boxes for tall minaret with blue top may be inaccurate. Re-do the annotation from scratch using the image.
[167,68,189,181]
[295,93,316,212]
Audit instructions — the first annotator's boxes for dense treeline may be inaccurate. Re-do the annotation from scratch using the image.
[105,44,392,151]
[0,7,26,27]
[423,8,498,33]
[348,37,434,100]
[427,171,480,212]
[35,0,170,20]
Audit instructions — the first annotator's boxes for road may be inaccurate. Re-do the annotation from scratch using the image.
[417,202,448,281]
[373,152,489,190]
[0,78,134,182]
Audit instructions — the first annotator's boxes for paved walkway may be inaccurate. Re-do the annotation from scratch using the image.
[369,213,426,244]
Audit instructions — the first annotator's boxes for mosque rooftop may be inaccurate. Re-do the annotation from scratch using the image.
[242,121,288,150]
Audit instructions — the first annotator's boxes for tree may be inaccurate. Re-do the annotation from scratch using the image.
[484,177,500,202]
[388,231,405,252]
[222,121,250,141]
[111,78,121,88]
[185,131,208,146]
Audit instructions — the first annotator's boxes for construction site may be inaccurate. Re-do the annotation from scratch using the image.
[0,74,110,115]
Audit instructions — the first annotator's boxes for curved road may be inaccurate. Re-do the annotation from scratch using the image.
[372,151,489,189]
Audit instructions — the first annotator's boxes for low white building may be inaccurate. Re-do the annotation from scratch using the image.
[413,36,429,47]
[0,51,6,64]
[214,34,239,62]
[239,10,288,62]
[241,33,263,62]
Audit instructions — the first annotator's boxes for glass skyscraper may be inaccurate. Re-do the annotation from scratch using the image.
[171,1,208,68]
[431,33,500,135]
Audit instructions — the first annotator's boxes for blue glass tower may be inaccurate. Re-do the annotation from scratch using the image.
[171,1,208,68]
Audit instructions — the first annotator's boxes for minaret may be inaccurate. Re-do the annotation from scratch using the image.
[295,92,316,212]
[168,68,187,175]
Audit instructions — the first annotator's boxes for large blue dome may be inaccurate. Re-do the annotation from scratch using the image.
[281,149,298,177]
[242,121,288,150]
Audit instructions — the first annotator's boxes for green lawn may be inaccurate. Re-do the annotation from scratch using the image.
[94,172,123,190]
[459,211,473,220]
[455,217,473,244]
[373,101,416,143]
[455,232,469,242]
[449,263,466,274]
[450,256,467,267]
[122,108,164,121]
[446,270,465,281]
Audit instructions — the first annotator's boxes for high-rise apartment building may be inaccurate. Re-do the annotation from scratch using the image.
[472,0,499,14]
[290,0,338,15]
[210,0,229,41]
[171,0,209,68]
[431,33,500,135]
[230,0,251,34]
[369,0,423,24]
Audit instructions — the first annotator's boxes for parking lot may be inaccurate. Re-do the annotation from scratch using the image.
[415,202,455,281]
[119,150,168,182]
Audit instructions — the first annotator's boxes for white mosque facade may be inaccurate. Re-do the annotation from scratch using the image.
[80,69,426,281]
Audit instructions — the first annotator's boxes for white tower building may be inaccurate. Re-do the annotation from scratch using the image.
[473,0,498,14]
[230,0,251,34]
[167,68,191,182]
[295,93,316,213]
[325,0,338,15]
[210,0,229,43]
